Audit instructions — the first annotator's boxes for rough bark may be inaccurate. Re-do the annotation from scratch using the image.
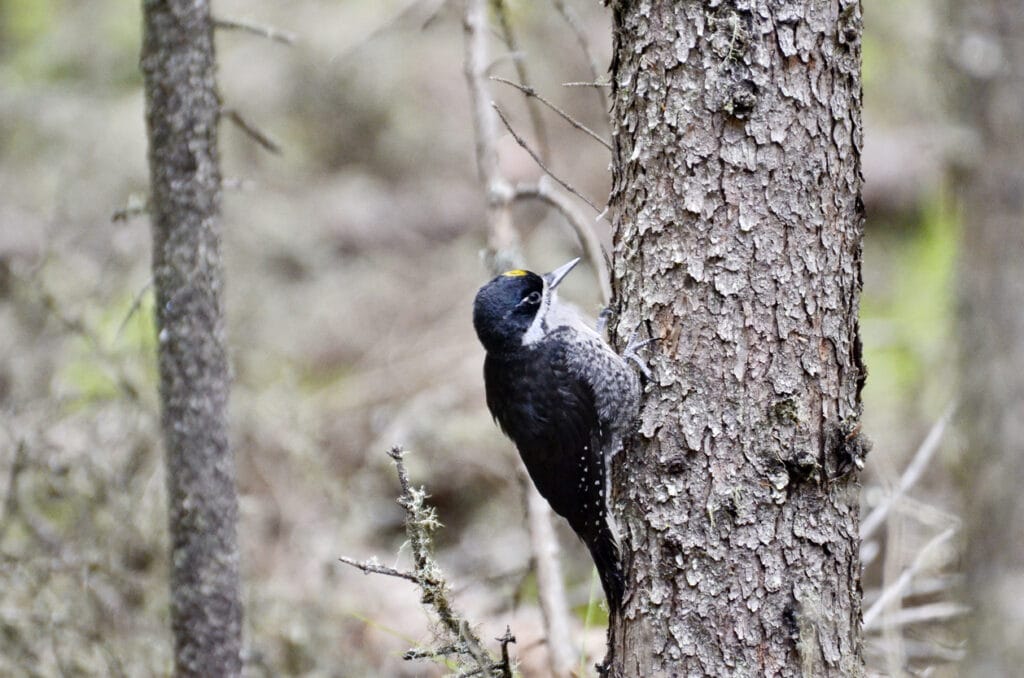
[952,3,1024,674]
[606,2,866,675]
[141,1,243,675]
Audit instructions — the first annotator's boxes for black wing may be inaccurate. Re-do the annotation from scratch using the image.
[484,338,623,611]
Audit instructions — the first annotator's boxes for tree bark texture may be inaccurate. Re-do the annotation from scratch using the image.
[953,3,1024,674]
[141,1,242,675]
[607,2,866,675]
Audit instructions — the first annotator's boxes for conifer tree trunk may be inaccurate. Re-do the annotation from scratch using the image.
[953,3,1024,674]
[606,2,866,674]
[141,2,242,675]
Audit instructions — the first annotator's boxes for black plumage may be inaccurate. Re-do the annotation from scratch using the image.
[473,260,640,615]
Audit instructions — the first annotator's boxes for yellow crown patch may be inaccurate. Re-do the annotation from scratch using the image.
[502,270,528,278]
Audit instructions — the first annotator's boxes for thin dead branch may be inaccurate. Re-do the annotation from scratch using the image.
[213,18,297,45]
[463,0,520,270]
[496,627,515,678]
[339,447,513,677]
[550,0,608,112]
[864,602,969,633]
[221,108,282,155]
[336,556,418,584]
[111,194,150,223]
[492,76,611,151]
[403,645,463,661]
[463,0,504,193]
[522,471,574,677]
[329,0,448,63]
[513,179,610,306]
[491,0,550,161]
[116,280,154,339]
[492,102,603,215]
[861,403,956,543]
[862,527,957,630]
[462,3,574,674]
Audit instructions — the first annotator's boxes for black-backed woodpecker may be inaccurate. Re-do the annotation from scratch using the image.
[473,258,642,614]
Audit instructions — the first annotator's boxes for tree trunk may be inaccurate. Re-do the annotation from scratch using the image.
[953,3,1024,674]
[141,2,243,675]
[606,2,866,675]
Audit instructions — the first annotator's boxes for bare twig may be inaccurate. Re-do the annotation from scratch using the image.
[550,0,608,112]
[492,0,550,161]
[386,448,477,642]
[116,280,154,339]
[862,527,957,630]
[403,644,463,661]
[493,103,603,215]
[522,472,574,677]
[111,194,150,223]
[337,556,418,584]
[463,0,504,193]
[213,17,296,45]
[562,81,611,88]
[339,447,516,675]
[463,0,520,271]
[329,0,447,63]
[863,574,961,605]
[463,3,573,674]
[372,447,510,675]
[492,76,611,151]
[513,179,610,305]
[861,403,956,543]
[497,627,516,678]
[864,602,969,633]
[221,107,282,155]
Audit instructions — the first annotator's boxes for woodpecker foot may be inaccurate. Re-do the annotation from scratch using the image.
[596,307,614,335]
[623,327,658,381]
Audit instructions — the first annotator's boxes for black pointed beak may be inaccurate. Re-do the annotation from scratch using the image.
[543,257,580,290]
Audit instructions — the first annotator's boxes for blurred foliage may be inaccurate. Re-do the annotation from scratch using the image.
[1,0,56,47]
[57,290,156,407]
[1,0,140,85]
[862,190,958,417]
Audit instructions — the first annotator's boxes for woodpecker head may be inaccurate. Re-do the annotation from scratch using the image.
[473,258,580,353]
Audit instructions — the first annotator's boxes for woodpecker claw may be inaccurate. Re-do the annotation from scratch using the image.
[623,327,658,381]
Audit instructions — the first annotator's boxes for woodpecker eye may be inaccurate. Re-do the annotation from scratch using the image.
[524,291,542,305]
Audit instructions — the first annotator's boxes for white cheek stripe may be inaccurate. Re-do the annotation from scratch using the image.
[522,288,554,345]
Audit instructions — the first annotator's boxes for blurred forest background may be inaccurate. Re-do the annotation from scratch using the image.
[0,0,966,675]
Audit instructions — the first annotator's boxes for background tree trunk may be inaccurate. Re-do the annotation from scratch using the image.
[952,3,1024,674]
[607,2,866,674]
[141,2,242,675]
